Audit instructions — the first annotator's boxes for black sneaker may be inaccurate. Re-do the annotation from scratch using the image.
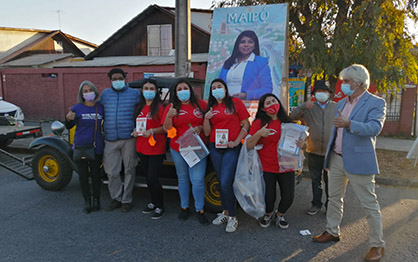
[105,200,122,211]
[178,208,190,221]
[120,203,132,213]
[151,208,165,220]
[276,215,289,229]
[306,205,321,216]
[142,203,156,214]
[259,214,273,228]
[195,212,209,226]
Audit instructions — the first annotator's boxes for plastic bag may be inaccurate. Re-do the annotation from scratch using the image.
[277,123,309,172]
[176,127,209,168]
[233,138,265,219]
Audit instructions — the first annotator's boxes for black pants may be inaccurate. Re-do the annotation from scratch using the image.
[264,171,295,214]
[307,153,329,208]
[74,154,103,199]
[138,153,165,209]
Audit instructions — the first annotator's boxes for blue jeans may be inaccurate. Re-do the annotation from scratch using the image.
[307,153,329,208]
[208,143,241,217]
[170,148,207,212]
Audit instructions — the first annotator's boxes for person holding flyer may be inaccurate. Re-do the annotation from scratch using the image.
[203,78,250,233]
[132,79,167,219]
[162,79,209,225]
[246,93,305,229]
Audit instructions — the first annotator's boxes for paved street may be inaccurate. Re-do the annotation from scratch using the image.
[1,164,418,262]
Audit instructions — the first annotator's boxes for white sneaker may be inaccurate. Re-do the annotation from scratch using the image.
[225,217,238,233]
[212,211,228,225]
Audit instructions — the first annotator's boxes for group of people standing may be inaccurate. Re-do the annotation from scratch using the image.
[66,64,386,262]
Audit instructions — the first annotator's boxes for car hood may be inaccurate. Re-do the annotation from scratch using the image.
[0,100,19,113]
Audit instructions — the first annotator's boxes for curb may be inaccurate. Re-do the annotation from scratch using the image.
[301,170,418,188]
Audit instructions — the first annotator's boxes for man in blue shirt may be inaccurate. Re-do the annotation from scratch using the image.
[100,68,141,212]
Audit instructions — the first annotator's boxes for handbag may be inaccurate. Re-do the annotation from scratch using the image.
[73,105,98,161]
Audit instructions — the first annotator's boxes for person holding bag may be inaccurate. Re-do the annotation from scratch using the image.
[66,81,104,214]
[132,79,167,219]
[203,78,250,233]
[246,93,305,229]
[162,79,209,225]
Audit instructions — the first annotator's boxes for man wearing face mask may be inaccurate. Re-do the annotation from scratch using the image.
[99,68,141,212]
[290,80,337,216]
[313,64,386,262]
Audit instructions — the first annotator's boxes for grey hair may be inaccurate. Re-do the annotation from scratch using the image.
[77,81,99,103]
[339,64,370,89]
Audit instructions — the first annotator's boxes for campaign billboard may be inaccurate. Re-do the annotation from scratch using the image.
[204,4,288,102]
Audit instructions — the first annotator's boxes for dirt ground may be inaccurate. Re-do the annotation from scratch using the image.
[376,149,418,183]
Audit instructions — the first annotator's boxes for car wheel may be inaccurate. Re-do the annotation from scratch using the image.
[32,147,72,191]
[204,170,222,213]
[0,138,13,147]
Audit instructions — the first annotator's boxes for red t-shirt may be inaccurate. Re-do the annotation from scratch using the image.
[136,104,167,155]
[162,100,207,152]
[209,98,250,143]
[249,118,282,173]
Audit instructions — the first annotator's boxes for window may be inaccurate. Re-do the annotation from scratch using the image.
[147,24,172,56]
[381,90,402,122]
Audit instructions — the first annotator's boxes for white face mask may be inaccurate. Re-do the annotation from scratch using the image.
[315,92,330,103]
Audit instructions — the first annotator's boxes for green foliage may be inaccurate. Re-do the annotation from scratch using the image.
[213,0,418,92]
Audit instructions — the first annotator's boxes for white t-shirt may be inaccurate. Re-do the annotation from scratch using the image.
[226,52,255,95]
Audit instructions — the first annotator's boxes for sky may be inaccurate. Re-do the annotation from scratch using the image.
[0,0,213,45]
[0,1,416,45]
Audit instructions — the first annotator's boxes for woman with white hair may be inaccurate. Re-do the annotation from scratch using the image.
[65,81,104,214]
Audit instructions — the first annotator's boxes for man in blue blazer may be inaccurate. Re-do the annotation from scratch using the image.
[313,64,386,262]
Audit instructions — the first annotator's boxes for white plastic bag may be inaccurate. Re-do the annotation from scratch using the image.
[233,138,265,219]
[277,123,308,172]
[176,127,209,168]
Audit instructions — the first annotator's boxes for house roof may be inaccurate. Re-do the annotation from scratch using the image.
[0,27,98,47]
[0,53,74,68]
[85,5,212,60]
[51,53,208,68]
[0,27,97,64]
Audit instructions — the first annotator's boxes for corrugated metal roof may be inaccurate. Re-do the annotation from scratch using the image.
[52,53,208,68]
[0,53,74,68]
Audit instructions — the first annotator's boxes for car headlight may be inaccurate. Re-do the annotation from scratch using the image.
[14,107,24,121]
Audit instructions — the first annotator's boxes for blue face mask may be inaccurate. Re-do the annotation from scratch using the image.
[112,80,125,90]
[341,84,354,96]
[314,92,329,103]
[212,88,225,100]
[177,90,191,102]
[143,90,156,100]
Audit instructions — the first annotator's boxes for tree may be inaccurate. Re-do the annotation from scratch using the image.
[212,0,418,93]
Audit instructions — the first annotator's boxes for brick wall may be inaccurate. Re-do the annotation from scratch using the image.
[0,64,207,121]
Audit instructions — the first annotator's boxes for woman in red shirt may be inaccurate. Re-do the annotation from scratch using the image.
[133,79,167,219]
[162,79,209,225]
[247,93,305,229]
[203,78,250,233]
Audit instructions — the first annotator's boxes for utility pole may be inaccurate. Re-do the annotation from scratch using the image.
[175,0,191,77]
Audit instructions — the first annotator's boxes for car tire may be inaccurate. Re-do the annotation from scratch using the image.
[204,169,222,213]
[32,146,72,191]
[0,138,13,147]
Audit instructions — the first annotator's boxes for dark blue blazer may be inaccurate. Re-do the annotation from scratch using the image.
[219,55,272,100]
[324,91,386,175]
